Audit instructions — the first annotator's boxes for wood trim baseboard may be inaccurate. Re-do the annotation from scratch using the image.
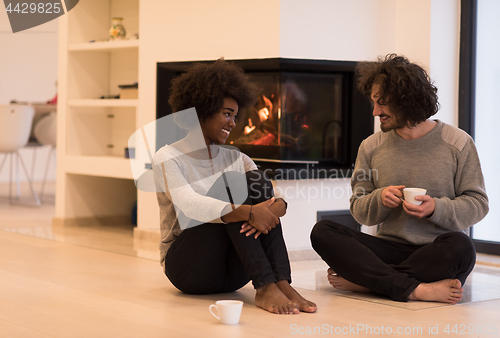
[133,227,161,242]
[473,239,500,256]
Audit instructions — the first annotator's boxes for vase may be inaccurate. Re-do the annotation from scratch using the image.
[109,17,126,41]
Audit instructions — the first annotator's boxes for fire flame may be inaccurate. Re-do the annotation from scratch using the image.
[263,95,273,111]
[250,132,276,145]
[258,95,272,122]
[258,107,270,122]
[244,118,255,135]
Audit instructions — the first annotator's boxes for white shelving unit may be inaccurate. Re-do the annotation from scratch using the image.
[55,0,140,226]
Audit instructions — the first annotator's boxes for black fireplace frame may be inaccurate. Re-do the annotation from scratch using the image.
[156,58,373,179]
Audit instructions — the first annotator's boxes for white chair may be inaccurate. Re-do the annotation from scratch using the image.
[0,105,40,206]
[34,112,57,200]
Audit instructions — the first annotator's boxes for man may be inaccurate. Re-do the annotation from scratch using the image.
[310,54,489,304]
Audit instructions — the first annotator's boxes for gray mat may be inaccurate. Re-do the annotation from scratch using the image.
[310,266,500,311]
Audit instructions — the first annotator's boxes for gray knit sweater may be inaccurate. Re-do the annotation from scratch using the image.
[350,120,489,245]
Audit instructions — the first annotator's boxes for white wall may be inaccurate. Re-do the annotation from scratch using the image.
[394,0,432,67]
[0,11,58,183]
[280,0,398,61]
[430,0,460,127]
[275,178,352,250]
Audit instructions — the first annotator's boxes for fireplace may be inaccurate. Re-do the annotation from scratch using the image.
[156,58,373,179]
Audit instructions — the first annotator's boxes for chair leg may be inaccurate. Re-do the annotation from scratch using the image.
[6,153,20,202]
[0,154,7,172]
[15,152,21,199]
[0,154,10,201]
[9,153,14,202]
[39,146,55,200]
[31,145,37,183]
[16,151,41,207]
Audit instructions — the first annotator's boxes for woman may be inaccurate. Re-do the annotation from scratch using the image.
[153,59,316,314]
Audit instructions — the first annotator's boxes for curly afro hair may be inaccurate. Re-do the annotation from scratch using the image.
[356,53,439,128]
[168,58,258,124]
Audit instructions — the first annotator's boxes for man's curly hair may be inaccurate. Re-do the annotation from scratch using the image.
[168,58,258,123]
[356,54,439,128]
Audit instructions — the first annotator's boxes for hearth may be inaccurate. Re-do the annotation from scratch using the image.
[156,58,373,179]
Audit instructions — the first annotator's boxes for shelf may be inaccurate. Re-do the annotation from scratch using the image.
[65,155,135,180]
[69,99,138,107]
[68,39,139,52]
[57,0,141,224]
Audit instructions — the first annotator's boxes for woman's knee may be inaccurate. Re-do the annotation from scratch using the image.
[246,170,274,203]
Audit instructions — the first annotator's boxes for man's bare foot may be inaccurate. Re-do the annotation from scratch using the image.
[408,279,463,304]
[327,268,371,293]
[255,283,299,314]
[276,280,317,313]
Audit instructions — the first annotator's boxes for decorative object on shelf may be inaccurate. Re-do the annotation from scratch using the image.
[119,82,138,99]
[109,17,126,41]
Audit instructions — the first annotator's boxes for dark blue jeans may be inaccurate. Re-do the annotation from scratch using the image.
[165,170,291,294]
[310,221,476,302]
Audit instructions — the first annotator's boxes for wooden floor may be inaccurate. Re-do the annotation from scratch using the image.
[2,230,500,338]
[2,183,500,337]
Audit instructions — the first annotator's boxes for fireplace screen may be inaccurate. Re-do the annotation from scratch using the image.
[227,72,345,163]
[156,58,373,178]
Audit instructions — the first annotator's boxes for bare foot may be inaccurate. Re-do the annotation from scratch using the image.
[255,283,299,314]
[408,279,463,304]
[327,268,371,293]
[276,280,317,313]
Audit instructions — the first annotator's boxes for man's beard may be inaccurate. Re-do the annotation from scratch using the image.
[379,114,407,132]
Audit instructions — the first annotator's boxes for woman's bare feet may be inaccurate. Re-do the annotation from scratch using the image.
[327,268,371,293]
[276,280,317,313]
[255,283,299,314]
[408,279,463,304]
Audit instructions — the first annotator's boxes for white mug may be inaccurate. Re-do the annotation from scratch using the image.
[209,300,243,325]
[403,188,427,205]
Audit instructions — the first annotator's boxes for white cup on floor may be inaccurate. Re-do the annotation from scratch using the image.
[209,300,243,325]
[403,188,427,205]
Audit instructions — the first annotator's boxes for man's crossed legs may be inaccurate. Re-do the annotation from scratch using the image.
[310,221,475,304]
